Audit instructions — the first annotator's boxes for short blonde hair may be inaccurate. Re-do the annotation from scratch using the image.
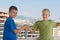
[42,9,50,13]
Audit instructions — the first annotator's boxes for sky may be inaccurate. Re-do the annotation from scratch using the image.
[0,0,60,19]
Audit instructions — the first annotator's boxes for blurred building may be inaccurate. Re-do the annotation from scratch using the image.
[0,11,9,40]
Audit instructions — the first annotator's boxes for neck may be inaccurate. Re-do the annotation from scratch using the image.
[9,16,13,18]
[43,19,48,21]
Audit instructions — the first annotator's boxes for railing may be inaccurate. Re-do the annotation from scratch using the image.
[0,24,60,40]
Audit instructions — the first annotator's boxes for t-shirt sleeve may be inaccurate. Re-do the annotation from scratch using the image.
[32,21,39,31]
[52,21,57,28]
[10,20,16,31]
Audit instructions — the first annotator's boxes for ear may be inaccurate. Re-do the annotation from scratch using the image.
[49,14,50,17]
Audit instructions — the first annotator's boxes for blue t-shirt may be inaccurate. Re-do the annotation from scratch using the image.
[3,17,17,40]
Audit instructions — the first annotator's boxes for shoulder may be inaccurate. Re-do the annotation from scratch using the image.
[35,20,41,23]
[48,20,55,23]
[6,17,14,22]
[35,20,42,24]
[48,20,56,25]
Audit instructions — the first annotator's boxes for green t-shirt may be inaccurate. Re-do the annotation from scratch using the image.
[32,20,57,40]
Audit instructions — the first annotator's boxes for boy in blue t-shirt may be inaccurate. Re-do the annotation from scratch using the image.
[3,6,26,40]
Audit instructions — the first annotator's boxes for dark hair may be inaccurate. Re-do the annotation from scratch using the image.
[9,6,18,12]
[42,9,50,13]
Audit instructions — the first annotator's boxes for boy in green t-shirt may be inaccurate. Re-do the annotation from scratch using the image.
[25,9,59,40]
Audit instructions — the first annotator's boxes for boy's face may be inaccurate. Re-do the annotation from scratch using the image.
[42,11,50,20]
[9,9,17,18]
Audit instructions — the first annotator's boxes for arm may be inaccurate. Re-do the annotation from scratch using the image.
[28,27,35,32]
[13,24,34,34]
[24,21,39,32]
[51,21,60,28]
[25,25,35,32]
[10,19,28,34]
[57,23,60,27]
[13,26,26,34]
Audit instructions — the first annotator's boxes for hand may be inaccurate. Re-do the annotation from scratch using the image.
[22,24,35,32]
[22,24,29,30]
